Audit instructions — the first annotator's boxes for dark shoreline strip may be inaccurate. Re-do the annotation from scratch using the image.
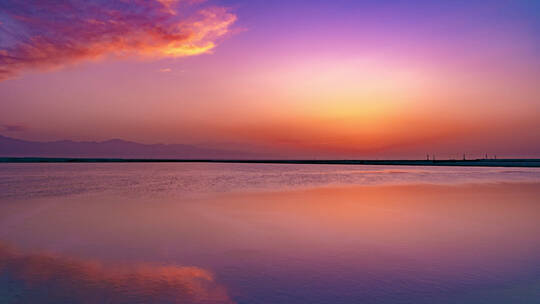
[1,158,539,167]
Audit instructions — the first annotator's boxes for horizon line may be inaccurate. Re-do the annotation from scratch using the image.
[1,157,539,168]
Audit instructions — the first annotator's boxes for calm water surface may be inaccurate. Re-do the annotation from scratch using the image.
[1,163,540,303]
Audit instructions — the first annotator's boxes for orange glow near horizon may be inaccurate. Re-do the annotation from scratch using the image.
[1,0,539,157]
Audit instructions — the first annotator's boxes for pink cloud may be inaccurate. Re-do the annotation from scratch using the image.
[0,0,236,80]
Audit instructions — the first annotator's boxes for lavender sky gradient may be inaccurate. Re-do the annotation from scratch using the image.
[1,0,539,158]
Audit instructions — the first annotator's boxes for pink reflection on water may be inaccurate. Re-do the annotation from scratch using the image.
[0,243,234,304]
[1,180,540,303]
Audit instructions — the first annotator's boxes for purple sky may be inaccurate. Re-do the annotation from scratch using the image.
[1,0,539,157]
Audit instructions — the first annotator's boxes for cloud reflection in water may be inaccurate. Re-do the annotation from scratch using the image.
[0,243,234,304]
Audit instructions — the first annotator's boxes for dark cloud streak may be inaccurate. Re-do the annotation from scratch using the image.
[2,124,26,132]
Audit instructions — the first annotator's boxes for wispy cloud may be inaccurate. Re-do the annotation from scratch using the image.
[0,0,236,80]
[160,67,173,72]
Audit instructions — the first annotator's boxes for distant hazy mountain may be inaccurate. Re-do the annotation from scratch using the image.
[0,135,251,159]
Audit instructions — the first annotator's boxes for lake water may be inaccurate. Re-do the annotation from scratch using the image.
[1,163,540,303]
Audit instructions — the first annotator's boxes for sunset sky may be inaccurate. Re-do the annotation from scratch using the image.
[1,0,539,158]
